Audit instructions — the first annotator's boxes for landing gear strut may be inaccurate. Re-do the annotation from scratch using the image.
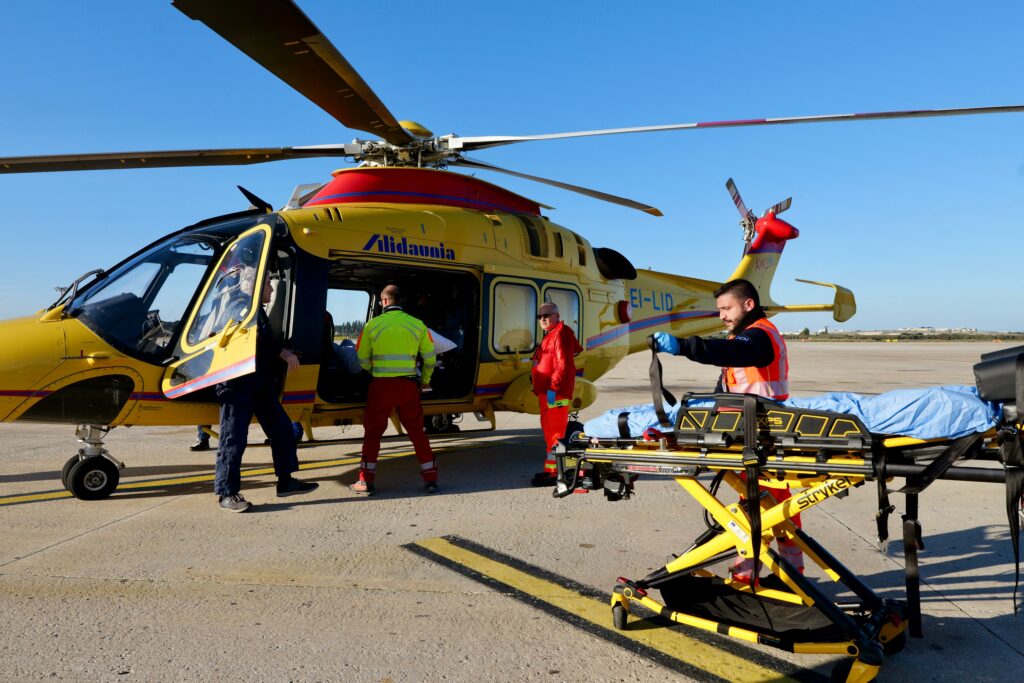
[61,425,124,500]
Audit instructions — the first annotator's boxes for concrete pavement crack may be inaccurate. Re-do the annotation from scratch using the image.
[0,495,184,569]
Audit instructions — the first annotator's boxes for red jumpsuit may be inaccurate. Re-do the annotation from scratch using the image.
[531,321,583,474]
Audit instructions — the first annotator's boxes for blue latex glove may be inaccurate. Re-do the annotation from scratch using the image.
[546,389,569,408]
[652,332,680,355]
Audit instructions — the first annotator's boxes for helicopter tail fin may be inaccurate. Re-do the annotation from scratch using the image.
[764,279,857,323]
[726,210,800,307]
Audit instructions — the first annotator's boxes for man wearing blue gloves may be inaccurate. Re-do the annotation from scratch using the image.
[652,278,803,579]
[530,302,583,486]
[652,279,788,398]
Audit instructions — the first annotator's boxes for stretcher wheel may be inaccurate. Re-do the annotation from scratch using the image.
[60,455,79,489]
[881,630,907,655]
[612,603,628,630]
[66,456,119,500]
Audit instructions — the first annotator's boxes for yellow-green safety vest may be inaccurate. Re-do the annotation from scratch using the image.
[356,307,436,383]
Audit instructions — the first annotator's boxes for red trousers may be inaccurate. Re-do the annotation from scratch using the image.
[360,378,436,483]
[538,397,570,474]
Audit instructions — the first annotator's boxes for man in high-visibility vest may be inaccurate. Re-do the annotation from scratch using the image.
[351,284,438,496]
[652,278,803,580]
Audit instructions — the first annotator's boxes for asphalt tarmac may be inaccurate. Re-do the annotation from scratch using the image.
[1,342,1021,681]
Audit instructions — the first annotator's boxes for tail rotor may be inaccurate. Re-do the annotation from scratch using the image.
[725,178,797,249]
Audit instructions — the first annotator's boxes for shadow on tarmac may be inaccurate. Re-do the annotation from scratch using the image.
[854,523,1021,604]
[87,428,547,504]
[2,427,547,505]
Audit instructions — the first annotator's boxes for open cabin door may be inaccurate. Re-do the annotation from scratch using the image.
[161,225,272,399]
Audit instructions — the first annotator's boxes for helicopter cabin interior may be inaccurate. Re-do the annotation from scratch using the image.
[314,260,480,404]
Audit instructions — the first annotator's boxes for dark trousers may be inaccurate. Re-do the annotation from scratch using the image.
[214,377,298,497]
[360,377,436,483]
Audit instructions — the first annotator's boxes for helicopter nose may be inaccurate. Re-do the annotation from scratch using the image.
[0,314,67,421]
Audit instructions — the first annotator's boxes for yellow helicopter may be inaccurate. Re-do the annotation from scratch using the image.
[1,0,1021,501]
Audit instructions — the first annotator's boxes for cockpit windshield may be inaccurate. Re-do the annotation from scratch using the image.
[69,236,218,359]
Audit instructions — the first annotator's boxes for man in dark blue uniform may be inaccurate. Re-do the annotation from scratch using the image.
[214,273,318,512]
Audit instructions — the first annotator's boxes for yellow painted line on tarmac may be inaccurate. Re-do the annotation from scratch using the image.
[0,439,520,507]
[410,536,803,683]
[0,452,357,506]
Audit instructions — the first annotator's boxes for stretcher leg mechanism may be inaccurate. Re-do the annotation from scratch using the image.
[552,346,1024,682]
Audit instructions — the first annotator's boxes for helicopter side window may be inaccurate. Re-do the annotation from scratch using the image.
[543,287,580,338]
[71,237,216,359]
[516,215,550,258]
[574,233,588,266]
[493,282,537,353]
[187,232,266,347]
[325,289,370,374]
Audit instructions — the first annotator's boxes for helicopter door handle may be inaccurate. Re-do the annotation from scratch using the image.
[218,319,244,348]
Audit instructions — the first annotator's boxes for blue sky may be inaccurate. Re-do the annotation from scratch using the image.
[1,1,1022,332]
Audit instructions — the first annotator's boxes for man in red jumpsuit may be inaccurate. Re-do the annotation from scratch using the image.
[530,302,582,487]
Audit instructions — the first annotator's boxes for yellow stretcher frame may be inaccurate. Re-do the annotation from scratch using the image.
[557,442,925,683]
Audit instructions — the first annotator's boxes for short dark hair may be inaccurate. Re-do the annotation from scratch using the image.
[713,279,760,307]
[381,284,401,304]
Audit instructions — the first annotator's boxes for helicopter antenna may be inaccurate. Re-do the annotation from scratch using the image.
[238,185,273,213]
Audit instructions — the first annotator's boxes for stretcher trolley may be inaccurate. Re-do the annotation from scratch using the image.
[551,345,1024,682]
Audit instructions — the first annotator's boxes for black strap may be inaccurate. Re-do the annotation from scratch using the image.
[1017,355,1024,430]
[617,412,631,439]
[1006,465,1023,614]
[887,432,979,638]
[648,337,678,428]
[1003,354,1024,614]
[903,491,923,638]
[742,393,763,589]
[875,445,895,546]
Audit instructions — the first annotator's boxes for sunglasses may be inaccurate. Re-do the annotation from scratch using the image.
[537,313,556,320]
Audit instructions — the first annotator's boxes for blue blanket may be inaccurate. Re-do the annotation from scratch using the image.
[584,385,1000,441]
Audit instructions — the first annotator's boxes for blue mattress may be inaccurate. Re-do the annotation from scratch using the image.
[583,385,1000,441]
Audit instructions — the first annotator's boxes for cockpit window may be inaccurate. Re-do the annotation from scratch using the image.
[186,231,266,347]
[70,236,217,358]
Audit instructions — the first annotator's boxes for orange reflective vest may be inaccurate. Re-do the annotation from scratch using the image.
[723,318,789,400]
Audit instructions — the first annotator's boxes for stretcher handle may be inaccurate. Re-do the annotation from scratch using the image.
[648,336,677,427]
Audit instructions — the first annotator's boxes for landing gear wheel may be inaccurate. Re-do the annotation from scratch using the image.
[612,603,628,631]
[60,455,79,489]
[67,456,119,500]
[882,629,907,656]
[425,413,461,434]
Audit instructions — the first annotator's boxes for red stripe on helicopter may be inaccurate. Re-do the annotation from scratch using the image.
[474,383,509,396]
[164,356,256,399]
[306,168,542,215]
[746,242,785,254]
[586,310,718,349]
[0,389,51,398]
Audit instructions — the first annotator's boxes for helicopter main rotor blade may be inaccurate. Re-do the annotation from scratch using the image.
[451,157,663,217]
[449,104,1024,152]
[0,144,359,174]
[172,0,414,146]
